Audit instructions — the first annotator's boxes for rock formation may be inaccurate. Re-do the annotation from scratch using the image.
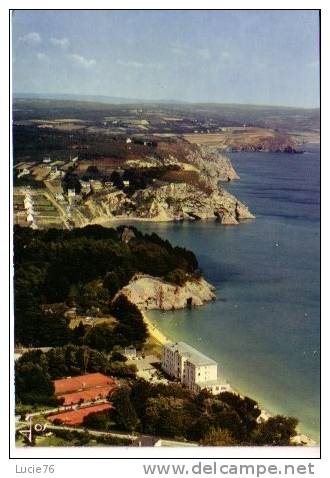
[116,273,216,311]
[72,182,254,226]
[69,141,254,227]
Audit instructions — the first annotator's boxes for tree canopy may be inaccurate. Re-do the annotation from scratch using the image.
[14,225,197,347]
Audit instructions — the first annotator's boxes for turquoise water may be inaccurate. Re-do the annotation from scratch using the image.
[117,147,320,441]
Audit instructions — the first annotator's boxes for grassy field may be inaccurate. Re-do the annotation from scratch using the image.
[69,315,118,329]
[184,128,275,146]
[183,127,298,151]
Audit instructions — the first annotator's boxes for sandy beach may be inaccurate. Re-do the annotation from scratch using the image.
[142,310,169,346]
[142,310,316,446]
[91,215,175,226]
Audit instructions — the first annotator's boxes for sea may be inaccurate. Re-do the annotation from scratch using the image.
[115,145,320,442]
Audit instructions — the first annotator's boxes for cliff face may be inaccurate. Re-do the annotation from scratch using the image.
[186,145,240,186]
[116,273,216,310]
[73,182,254,226]
[70,141,254,227]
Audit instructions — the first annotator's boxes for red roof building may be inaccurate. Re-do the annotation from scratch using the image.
[54,373,114,395]
[58,385,114,406]
[48,403,112,426]
[53,373,116,406]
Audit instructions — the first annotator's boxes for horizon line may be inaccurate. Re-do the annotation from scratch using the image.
[13,92,320,111]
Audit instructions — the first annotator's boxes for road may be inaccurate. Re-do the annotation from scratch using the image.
[24,398,109,421]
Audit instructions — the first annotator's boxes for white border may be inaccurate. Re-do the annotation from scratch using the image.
[1,0,326,471]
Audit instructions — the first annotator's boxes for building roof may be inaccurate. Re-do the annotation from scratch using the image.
[48,403,112,426]
[165,342,217,366]
[154,439,198,447]
[54,373,114,396]
[58,385,115,406]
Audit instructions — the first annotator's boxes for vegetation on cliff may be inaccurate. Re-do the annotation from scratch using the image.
[14,224,198,347]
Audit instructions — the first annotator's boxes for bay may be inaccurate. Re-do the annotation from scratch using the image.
[114,147,320,442]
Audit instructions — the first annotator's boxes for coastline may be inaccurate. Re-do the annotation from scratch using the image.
[142,309,169,346]
[142,309,317,447]
[91,215,175,225]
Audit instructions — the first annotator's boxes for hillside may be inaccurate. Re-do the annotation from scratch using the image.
[14,225,212,347]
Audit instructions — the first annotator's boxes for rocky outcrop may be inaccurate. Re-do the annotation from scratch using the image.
[69,140,254,227]
[185,145,240,187]
[230,144,301,153]
[121,227,136,243]
[116,273,216,310]
[73,182,254,226]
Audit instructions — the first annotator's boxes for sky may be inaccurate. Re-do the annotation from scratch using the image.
[12,10,320,108]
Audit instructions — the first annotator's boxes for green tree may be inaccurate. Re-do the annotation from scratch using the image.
[144,396,193,438]
[164,268,188,286]
[83,409,112,431]
[110,171,124,189]
[252,416,299,446]
[15,362,55,404]
[218,392,261,439]
[110,387,140,432]
[72,321,87,345]
[111,351,127,362]
[78,281,111,314]
[186,415,214,442]
[103,272,121,298]
[200,427,237,446]
[84,323,117,353]
[107,361,137,378]
[111,295,148,348]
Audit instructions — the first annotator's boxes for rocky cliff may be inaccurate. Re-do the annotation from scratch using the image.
[116,273,216,310]
[185,145,240,186]
[73,182,254,226]
[70,140,254,227]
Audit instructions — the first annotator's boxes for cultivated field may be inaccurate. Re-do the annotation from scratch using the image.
[184,127,296,151]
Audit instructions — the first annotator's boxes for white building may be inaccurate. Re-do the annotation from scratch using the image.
[17,168,30,178]
[55,193,65,202]
[80,180,91,195]
[162,341,229,395]
[49,170,61,180]
[124,346,137,359]
[89,180,103,192]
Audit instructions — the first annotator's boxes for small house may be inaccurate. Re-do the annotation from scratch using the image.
[124,346,137,359]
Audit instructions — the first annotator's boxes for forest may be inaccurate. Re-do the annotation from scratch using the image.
[14,225,198,347]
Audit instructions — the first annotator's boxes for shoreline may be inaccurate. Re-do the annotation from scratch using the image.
[142,309,317,447]
[142,310,169,346]
[87,215,255,228]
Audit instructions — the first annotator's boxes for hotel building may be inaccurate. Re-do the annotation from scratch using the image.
[161,341,230,395]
